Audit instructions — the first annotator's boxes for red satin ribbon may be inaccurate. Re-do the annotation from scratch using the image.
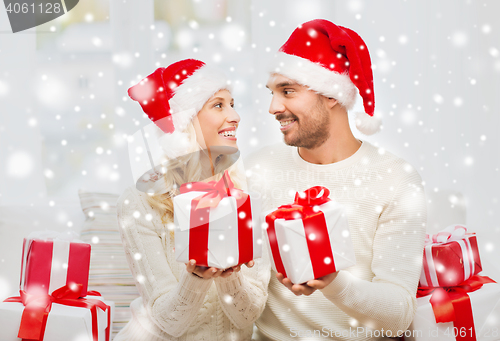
[4,285,111,341]
[180,170,253,266]
[417,275,496,341]
[266,186,336,281]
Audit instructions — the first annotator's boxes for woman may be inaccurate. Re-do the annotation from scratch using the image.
[114,59,270,340]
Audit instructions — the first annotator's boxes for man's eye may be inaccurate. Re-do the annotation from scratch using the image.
[284,90,292,95]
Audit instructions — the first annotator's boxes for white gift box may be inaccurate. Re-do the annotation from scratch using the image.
[0,295,114,341]
[264,199,356,284]
[174,190,262,269]
[406,282,500,341]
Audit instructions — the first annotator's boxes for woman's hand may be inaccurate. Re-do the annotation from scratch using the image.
[186,259,234,279]
[186,259,256,279]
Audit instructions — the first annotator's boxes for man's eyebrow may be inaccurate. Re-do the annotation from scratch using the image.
[266,81,298,89]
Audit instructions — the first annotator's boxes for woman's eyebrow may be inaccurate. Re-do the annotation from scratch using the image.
[208,97,225,103]
[207,97,234,104]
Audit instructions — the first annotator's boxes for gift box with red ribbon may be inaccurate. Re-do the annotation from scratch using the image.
[419,225,482,288]
[406,276,500,341]
[0,284,114,341]
[174,170,262,269]
[20,231,91,296]
[264,186,356,284]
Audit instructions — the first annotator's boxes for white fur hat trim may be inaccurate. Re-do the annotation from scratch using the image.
[269,52,357,110]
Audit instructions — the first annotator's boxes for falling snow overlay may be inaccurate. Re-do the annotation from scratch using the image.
[0,0,499,340]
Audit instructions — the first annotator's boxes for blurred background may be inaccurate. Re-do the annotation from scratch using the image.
[0,0,499,330]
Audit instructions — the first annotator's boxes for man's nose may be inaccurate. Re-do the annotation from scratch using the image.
[269,95,285,116]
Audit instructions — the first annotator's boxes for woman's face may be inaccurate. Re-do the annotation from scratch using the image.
[194,89,240,152]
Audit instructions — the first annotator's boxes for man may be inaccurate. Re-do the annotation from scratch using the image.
[245,19,427,340]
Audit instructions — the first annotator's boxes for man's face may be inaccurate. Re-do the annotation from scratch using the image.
[266,74,331,149]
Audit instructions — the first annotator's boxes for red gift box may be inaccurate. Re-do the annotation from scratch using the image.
[419,225,481,288]
[408,276,498,341]
[2,285,112,341]
[20,232,91,296]
[265,186,356,284]
[174,170,261,268]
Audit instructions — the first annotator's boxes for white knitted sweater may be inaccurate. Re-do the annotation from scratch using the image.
[244,141,427,341]
[114,186,270,341]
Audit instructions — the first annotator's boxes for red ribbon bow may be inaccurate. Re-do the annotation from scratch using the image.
[424,225,473,246]
[180,170,246,209]
[4,284,111,341]
[266,186,336,281]
[179,170,253,267]
[417,275,496,341]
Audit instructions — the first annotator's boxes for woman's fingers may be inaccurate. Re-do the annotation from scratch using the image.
[186,261,216,279]
[212,268,223,278]
[197,266,216,279]
[220,268,234,278]
[185,259,196,273]
[187,261,249,279]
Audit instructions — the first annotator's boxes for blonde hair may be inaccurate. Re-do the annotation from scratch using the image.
[146,122,245,225]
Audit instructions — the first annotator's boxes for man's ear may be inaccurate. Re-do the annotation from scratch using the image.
[326,97,338,109]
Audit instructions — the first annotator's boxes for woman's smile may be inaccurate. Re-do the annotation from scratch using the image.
[218,126,237,140]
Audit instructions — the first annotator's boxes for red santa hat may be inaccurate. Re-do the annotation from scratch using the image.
[269,19,381,135]
[128,59,232,159]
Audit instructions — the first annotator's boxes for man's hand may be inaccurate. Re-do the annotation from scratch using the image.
[276,272,339,296]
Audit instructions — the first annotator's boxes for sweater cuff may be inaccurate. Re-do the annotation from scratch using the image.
[179,270,213,294]
[214,271,244,293]
[319,270,352,299]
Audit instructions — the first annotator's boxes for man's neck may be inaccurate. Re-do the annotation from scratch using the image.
[297,131,362,165]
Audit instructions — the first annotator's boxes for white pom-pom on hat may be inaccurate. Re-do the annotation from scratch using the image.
[355,112,382,135]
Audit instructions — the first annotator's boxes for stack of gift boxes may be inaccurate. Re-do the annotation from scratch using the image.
[407,225,500,341]
[0,232,114,341]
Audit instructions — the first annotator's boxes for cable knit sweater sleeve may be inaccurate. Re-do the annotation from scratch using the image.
[320,167,427,334]
[117,187,213,337]
[214,250,271,329]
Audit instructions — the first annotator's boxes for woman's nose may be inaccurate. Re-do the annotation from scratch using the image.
[226,106,240,124]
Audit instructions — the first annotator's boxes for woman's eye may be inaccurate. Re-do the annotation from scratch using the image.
[214,103,222,108]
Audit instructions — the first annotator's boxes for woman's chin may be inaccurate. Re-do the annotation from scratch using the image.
[209,144,238,155]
